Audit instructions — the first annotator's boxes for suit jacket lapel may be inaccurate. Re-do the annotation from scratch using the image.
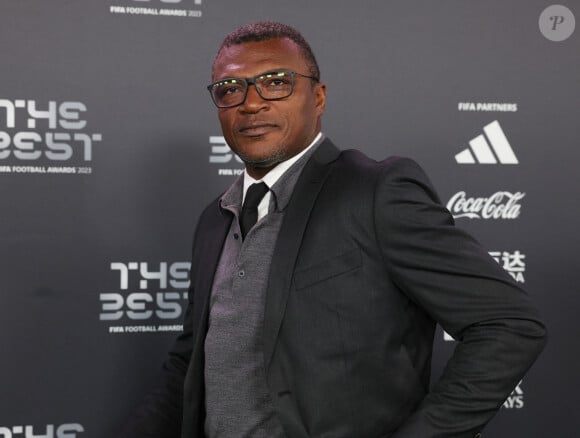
[183,201,232,436]
[191,203,232,359]
[263,138,341,371]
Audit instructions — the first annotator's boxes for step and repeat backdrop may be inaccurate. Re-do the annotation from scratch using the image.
[1,1,578,436]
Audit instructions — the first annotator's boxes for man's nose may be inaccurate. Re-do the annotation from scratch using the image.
[240,84,268,112]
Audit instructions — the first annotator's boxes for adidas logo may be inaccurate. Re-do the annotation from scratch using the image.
[455,120,519,164]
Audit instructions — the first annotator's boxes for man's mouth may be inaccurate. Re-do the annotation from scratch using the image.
[238,123,277,136]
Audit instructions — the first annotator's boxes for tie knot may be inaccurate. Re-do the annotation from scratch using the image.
[243,182,269,209]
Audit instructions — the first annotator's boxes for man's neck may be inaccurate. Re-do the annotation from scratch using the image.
[244,132,323,180]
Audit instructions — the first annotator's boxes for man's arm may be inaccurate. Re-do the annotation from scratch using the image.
[118,299,194,438]
[119,198,228,437]
[375,158,546,437]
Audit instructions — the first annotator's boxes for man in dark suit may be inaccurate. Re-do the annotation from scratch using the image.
[122,21,546,437]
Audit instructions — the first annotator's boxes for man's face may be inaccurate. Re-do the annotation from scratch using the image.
[212,38,326,177]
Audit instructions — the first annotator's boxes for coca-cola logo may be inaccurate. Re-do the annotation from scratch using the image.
[447,191,525,219]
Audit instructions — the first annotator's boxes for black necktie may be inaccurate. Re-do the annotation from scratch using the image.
[240,182,269,239]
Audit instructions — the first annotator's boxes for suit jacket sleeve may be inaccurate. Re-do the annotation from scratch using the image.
[118,288,194,438]
[118,205,216,438]
[119,197,228,438]
[376,158,546,437]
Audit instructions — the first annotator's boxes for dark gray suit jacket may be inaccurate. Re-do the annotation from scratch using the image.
[122,138,546,437]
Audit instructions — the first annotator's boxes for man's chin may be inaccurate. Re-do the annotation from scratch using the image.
[229,137,288,171]
[243,154,285,169]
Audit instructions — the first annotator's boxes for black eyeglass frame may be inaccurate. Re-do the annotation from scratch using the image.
[206,69,319,108]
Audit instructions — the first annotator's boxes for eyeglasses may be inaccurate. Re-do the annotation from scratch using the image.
[207,69,319,108]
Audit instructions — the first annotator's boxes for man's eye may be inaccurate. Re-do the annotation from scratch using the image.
[218,84,243,97]
[262,75,291,88]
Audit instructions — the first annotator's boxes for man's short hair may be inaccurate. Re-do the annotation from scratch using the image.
[213,21,320,80]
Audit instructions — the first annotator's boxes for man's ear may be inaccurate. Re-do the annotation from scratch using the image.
[314,82,327,116]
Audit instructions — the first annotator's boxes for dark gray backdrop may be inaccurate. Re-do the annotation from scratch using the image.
[1,1,578,436]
